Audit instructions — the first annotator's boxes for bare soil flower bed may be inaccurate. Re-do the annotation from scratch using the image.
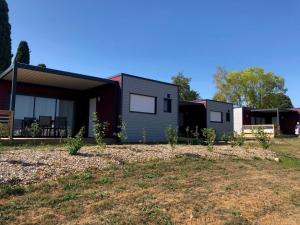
[0,144,277,185]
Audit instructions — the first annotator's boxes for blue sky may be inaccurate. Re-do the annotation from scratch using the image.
[7,0,300,106]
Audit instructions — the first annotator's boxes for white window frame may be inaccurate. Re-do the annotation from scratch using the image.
[129,93,156,114]
[210,111,223,123]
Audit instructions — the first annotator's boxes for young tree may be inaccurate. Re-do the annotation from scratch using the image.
[171,73,200,101]
[213,67,287,108]
[0,0,12,71]
[262,93,293,109]
[16,41,30,64]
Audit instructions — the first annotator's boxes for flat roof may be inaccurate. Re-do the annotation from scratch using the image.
[112,73,178,87]
[0,63,116,91]
[250,108,296,113]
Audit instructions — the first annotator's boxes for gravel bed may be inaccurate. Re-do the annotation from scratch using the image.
[0,144,277,185]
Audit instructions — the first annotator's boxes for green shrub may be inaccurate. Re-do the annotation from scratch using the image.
[98,176,113,185]
[165,126,178,149]
[66,126,85,155]
[142,128,147,144]
[201,128,216,150]
[0,123,9,138]
[253,127,272,149]
[26,120,41,145]
[92,112,109,148]
[192,126,200,144]
[114,116,128,143]
[185,126,192,145]
[230,132,245,147]
[221,132,231,144]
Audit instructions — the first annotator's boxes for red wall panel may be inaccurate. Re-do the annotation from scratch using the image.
[0,80,11,110]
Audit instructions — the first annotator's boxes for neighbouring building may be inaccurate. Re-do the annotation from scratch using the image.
[234,107,300,135]
[179,99,233,139]
[0,62,178,143]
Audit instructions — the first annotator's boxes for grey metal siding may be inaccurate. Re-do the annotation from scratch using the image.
[121,75,178,142]
[206,100,233,139]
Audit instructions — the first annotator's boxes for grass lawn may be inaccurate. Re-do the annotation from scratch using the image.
[0,138,299,225]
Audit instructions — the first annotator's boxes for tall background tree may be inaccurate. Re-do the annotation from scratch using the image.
[16,41,30,64]
[172,73,200,101]
[37,63,46,68]
[0,0,12,71]
[213,67,290,108]
[262,93,293,109]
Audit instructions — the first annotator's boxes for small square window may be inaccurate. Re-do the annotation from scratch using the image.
[164,98,172,113]
[226,112,230,122]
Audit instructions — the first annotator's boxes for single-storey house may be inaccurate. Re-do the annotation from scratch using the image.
[234,107,300,135]
[179,99,233,139]
[0,62,178,142]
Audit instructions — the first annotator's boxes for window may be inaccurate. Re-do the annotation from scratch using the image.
[164,98,172,113]
[57,100,74,130]
[210,111,223,123]
[15,95,34,119]
[14,95,74,130]
[226,111,230,122]
[130,94,156,114]
[35,97,56,119]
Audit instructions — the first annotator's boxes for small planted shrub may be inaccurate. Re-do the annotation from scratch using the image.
[192,126,200,144]
[165,126,178,149]
[221,132,231,144]
[230,132,245,147]
[114,116,128,143]
[0,123,9,138]
[201,128,216,150]
[142,128,147,144]
[26,120,41,145]
[66,126,85,155]
[253,127,272,149]
[185,126,192,145]
[92,112,109,149]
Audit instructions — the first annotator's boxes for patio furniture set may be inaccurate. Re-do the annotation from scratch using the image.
[13,116,68,137]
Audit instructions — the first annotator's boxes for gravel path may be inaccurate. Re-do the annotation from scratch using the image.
[0,144,277,184]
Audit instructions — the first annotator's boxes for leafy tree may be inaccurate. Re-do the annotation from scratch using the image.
[213,67,287,108]
[37,63,46,68]
[262,93,293,109]
[16,41,30,64]
[171,73,200,101]
[0,0,12,71]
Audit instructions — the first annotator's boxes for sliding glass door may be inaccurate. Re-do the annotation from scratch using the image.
[15,95,35,119]
[14,94,75,134]
[34,97,56,119]
[56,99,74,131]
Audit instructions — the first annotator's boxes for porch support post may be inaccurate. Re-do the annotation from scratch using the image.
[9,60,18,142]
[276,108,280,136]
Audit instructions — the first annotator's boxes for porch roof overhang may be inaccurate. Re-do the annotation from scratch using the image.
[250,108,295,113]
[0,63,116,91]
[179,100,202,106]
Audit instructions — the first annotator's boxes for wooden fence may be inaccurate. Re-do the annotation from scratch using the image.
[0,110,14,141]
[242,124,277,138]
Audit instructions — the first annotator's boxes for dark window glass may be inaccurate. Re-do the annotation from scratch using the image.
[164,98,172,113]
[226,112,230,122]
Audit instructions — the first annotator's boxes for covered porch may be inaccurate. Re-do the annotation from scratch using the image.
[179,101,206,137]
[0,62,119,138]
[244,108,299,135]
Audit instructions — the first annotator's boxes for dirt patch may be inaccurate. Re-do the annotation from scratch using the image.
[0,144,277,184]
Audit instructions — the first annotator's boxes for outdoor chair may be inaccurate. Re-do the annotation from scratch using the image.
[39,116,52,137]
[54,117,67,137]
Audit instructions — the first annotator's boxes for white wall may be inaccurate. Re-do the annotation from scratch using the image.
[234,107,243,133]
